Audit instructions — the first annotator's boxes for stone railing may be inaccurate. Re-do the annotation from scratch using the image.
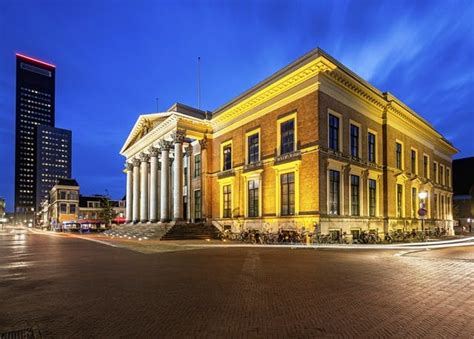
[217,169,235,179]
[243,161,263,173]
[274,150,301,165]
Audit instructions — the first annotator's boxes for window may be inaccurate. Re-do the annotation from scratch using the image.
[60,191,66,200]
[440,165,445,185]
[60,203,67,214]
[184,167,188,186]
[446,168,451,187]
[433,162,438,183]
[396,142,402,169]
[328,114,339,151]
[280,119,295,155]
[194,154,201,178]
[411,149,417,174]
[441,195,445,219]
[368,132,376,163]
[411,187,417,218]
[350,175,360,216]
[280,173,295,216]
[223,185,232,218]
[248,180,259,217]
[350,124,359,158]
[69,204,76,214]
[423,155,429,178]
[396,184,403,217]
[368,179,376,217]
[248,133,259,163]
[329,170,340,215]
[194,190,201,220]
[223,145,232,171]
[434,194,438,219]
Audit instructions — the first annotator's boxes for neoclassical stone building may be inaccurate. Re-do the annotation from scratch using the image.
[120,48,457,237]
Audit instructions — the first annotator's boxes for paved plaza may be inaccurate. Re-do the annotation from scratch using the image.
[1,229,473,338]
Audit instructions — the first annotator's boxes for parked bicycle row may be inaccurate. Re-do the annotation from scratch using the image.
[220,227,449,245]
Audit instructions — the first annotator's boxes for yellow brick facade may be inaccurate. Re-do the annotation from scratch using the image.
[121,48,457,236]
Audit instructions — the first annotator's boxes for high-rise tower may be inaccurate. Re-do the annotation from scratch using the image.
[15,54,56,213]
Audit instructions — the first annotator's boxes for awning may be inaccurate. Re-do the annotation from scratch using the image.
[112,217,126,224]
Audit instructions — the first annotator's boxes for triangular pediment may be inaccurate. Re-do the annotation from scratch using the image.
[120,113,172,154]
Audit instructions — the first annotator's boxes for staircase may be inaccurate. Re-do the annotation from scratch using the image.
[161,222,222,241]
[104,223,172,240]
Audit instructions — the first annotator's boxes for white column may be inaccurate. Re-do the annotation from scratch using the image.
[149,147,159,223]
[125,162,133,223]
[160,140,172,222]
[199,137,208,221]
[185,146,192,222]
[173,130,185,221]
[139,153,150,223]
[132,158,140,223]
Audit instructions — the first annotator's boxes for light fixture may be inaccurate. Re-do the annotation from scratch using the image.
[418,191,428,200]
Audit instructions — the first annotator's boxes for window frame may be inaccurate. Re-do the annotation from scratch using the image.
[280,172,295,216]
[328,111,342,152]
[395,140,404,170]
[328,169,341,215]
[245,128,261,164]
[194,153,201,178]
[220,140,233,172]
[350,174,360,216]
[396,183,404,218]
[423,153,430,179]
[247,179,260,218]
[194,189,202,221]
[367,129,377,163]
[276,113,297,156]
[222,184,232,218]
[349,121,361,159]
[368,178,377,217]
[410,148,418,175]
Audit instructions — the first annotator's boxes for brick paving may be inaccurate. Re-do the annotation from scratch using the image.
[0,231,473,338]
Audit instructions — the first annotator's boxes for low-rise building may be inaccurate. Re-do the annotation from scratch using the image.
[48,179,79,230]
[37,179,125,230]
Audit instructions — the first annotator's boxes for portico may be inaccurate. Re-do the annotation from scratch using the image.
[120,107,211,225]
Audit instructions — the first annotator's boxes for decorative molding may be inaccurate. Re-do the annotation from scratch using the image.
[217,169,235,180]
[274,150,301,166]
[159,140,172,151]
[132,158,141,167]
[139,153,150,162]
[243,161,264,173]
[171,129,186,144]
[148,146,159,157]
[211,56,336,128]
[125,162,133,171]
[199,136,208,150]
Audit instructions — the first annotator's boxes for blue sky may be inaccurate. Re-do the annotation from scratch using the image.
[0,0,473,211]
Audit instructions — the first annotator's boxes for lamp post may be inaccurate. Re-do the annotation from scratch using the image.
[418,191,428,232]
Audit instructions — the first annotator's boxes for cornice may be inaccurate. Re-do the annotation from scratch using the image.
[211,56,336,129]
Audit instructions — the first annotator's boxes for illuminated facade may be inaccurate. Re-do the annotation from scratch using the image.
[120,48,457,236]
[35,125,72,211]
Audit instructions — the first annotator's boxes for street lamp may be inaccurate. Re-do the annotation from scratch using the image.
[418,191,428,232]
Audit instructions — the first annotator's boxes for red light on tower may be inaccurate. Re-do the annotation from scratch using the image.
[16,53,56,69]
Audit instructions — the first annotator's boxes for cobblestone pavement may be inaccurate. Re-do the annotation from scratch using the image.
[1,230,473,338]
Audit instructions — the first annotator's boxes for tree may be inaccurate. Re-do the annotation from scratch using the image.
[99,197,117,227]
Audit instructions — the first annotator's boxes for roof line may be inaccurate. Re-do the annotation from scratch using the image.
[16,53,56,69]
